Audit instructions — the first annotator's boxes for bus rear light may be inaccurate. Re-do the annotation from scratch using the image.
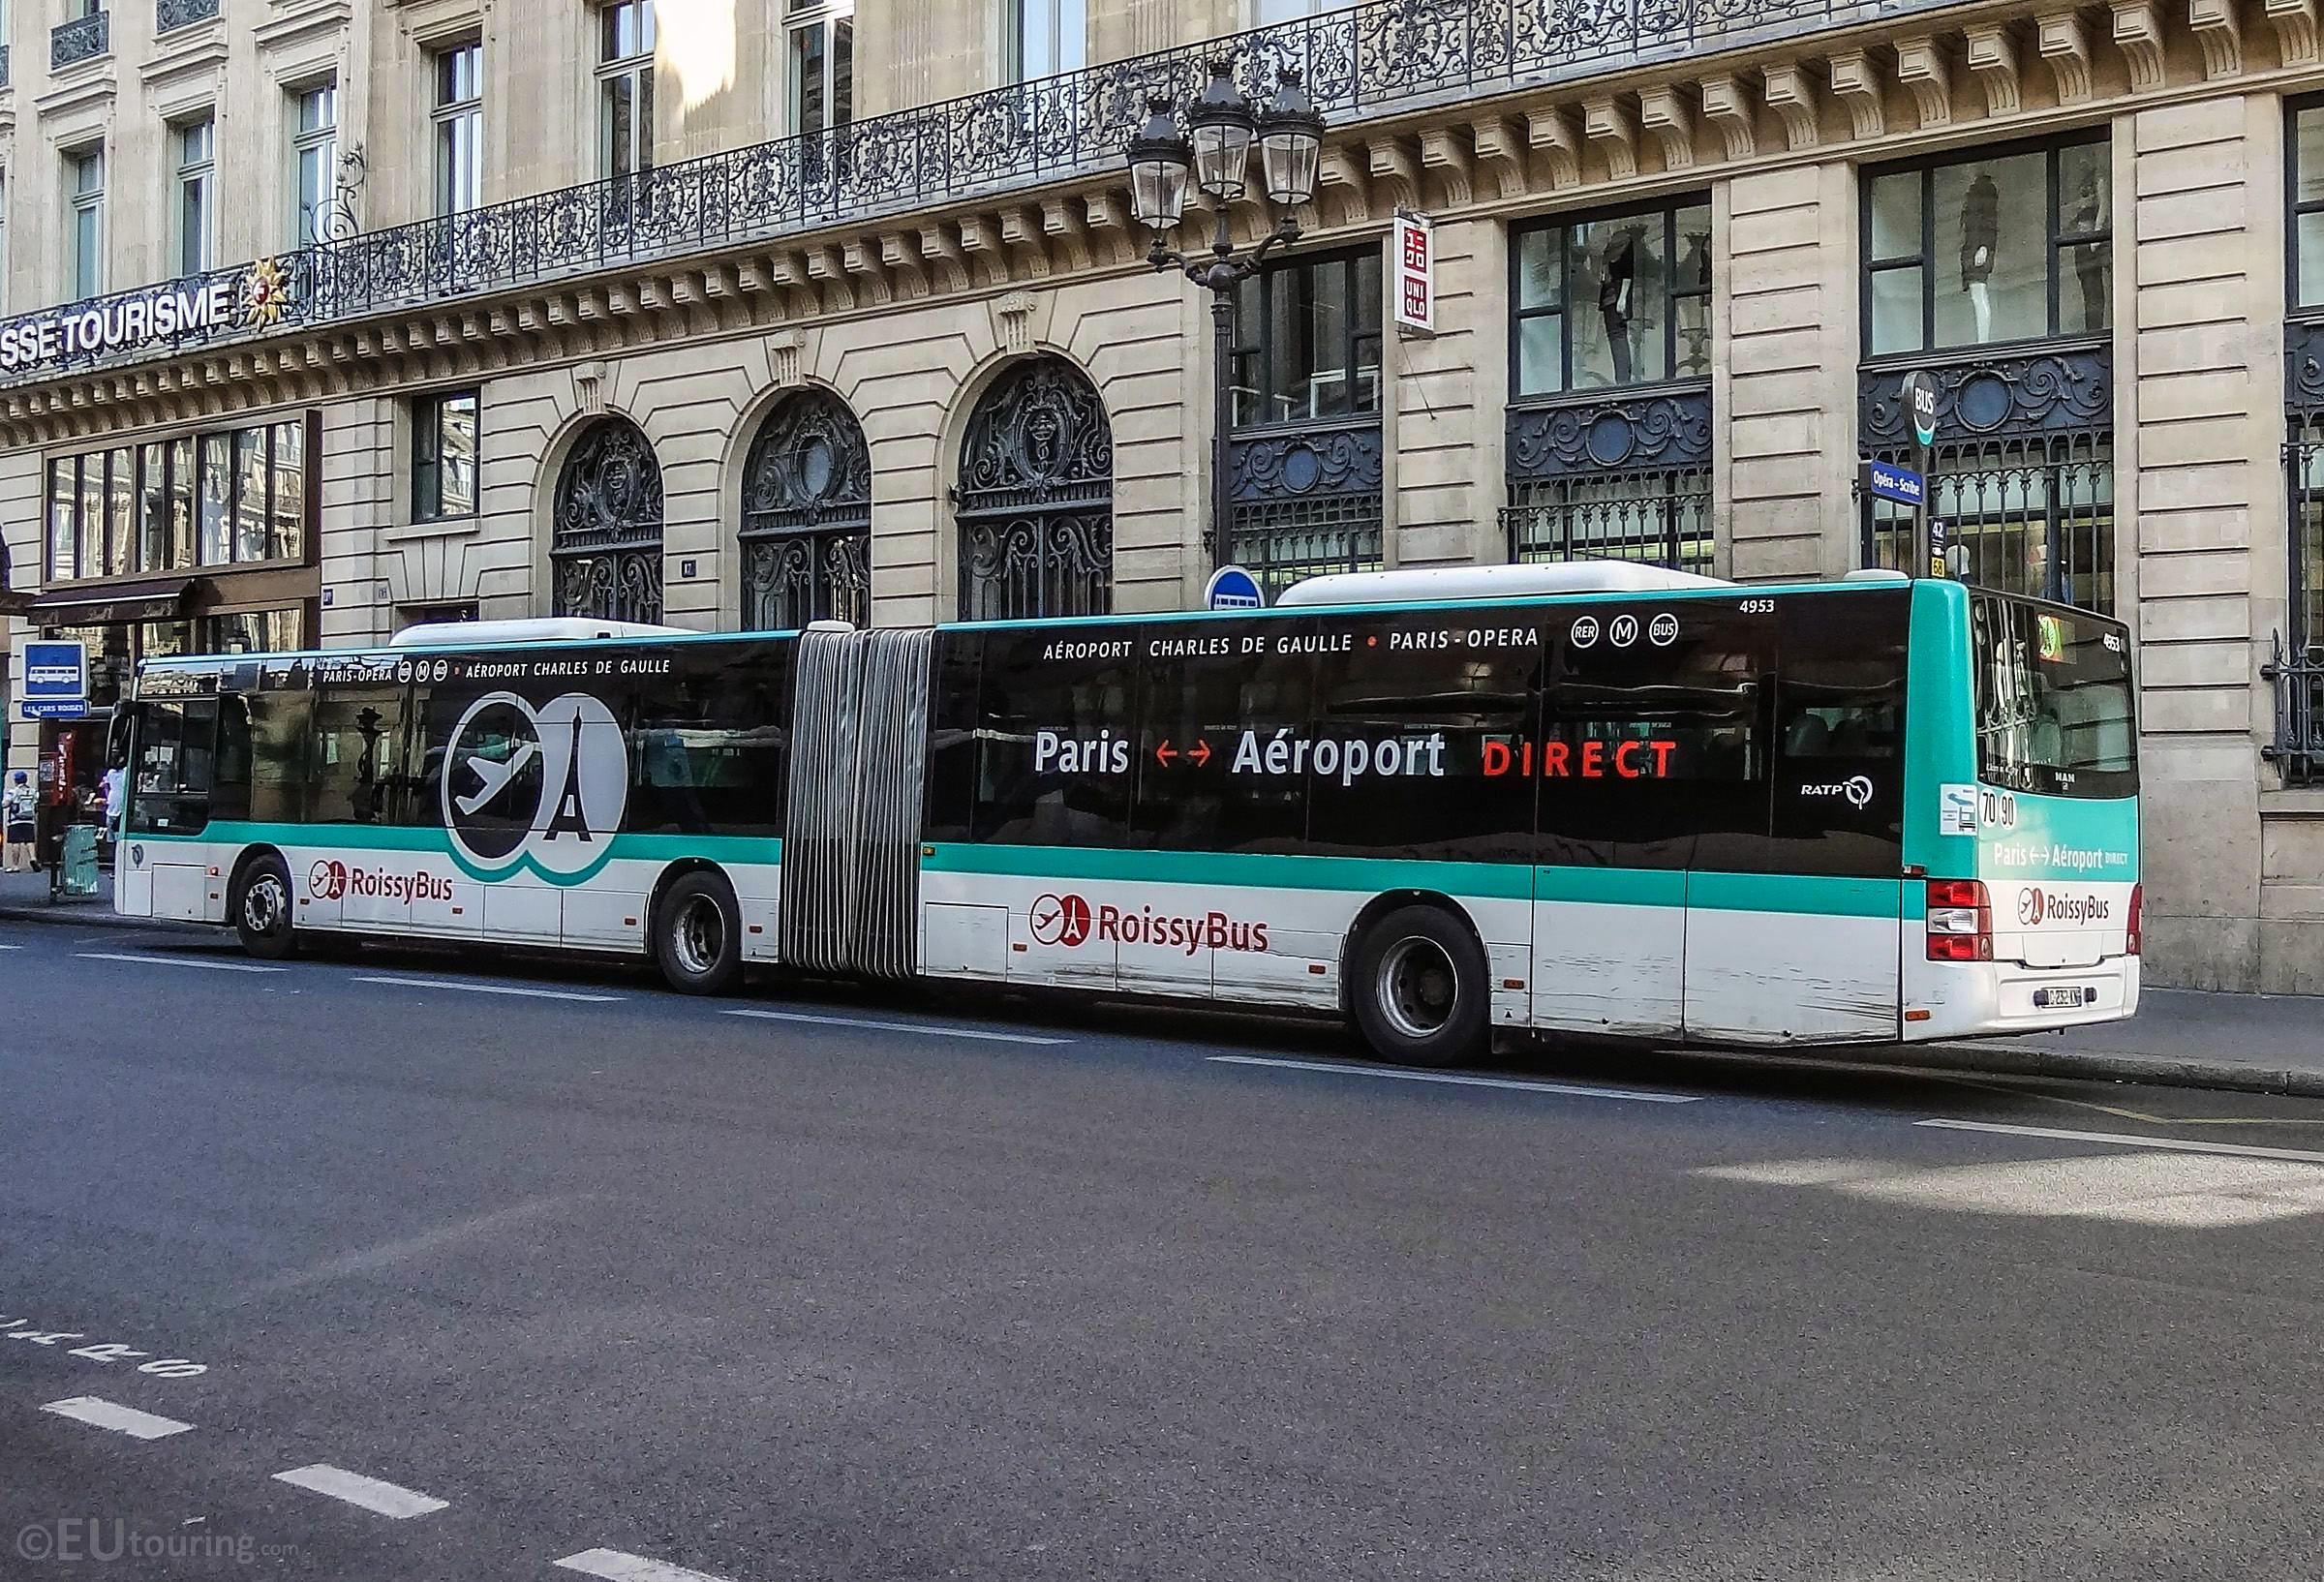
[1925,878,1992,962]
[2126,883,2143,956]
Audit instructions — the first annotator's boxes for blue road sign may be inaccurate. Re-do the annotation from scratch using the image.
[1206,565,1265,611]
[22,640,86,701]
[19,698,90,719]
[1863,460,1925,509]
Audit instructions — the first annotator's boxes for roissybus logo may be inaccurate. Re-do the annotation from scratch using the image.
[442,691,628,885]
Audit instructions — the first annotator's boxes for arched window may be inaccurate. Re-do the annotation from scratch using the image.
[552,416,663,624]
[954,356,1112,621]
[740,388,872,629]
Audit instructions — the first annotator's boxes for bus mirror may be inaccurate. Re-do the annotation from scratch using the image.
[105,709,133,771]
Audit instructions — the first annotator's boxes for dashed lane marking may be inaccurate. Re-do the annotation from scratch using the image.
[1918,1116,2324,1165]
[354,974,625,1004]
[556,1549,738,1582]
[271,1464,448,1519]
[722,1007,1073,1045]
[1208,1053,1702,1104]
[76,952,283,974]
[40,1397,195,1440]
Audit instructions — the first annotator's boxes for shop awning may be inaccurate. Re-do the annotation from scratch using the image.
[0,589,31,617]
[25,577,199,626]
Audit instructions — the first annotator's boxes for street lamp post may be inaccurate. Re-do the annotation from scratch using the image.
[1126,62,1324,572]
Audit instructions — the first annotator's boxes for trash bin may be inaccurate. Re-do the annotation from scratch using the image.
[54,823,100,899]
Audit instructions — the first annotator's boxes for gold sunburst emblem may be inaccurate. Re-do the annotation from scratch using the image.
[241,257,293,327]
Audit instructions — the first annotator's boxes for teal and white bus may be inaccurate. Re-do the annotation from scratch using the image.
[113,564,2140,1065]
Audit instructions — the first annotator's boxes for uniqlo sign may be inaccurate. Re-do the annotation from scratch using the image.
[1391,211,1435,337]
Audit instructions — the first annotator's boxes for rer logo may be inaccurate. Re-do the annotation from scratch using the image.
[1028,893,1092,948]
[443,691,629,885]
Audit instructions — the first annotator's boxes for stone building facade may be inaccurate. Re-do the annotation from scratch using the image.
[0,0,2318,989]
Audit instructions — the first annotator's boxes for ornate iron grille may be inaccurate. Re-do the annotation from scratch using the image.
[50,10,107,69]
[1505,471,1711,573]
[552,417,664,624]
[156,0,216,33]
[1858,345,2114,612]
[1504,385,1712,574]
[955,358,1113,622]
[1225,421,1384,597]
[741,388,872,629]
[2272,322,2324,783]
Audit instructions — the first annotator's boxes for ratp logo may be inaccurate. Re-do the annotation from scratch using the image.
[442,691,629,885]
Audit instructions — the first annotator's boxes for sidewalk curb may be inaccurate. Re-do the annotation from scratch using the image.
[1886,1040,2324,1101]
[0,902,207,935]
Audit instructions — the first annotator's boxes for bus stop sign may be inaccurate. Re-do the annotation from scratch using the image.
[1206,565,1265,611]
[20,640,86,719]
[1900,371,1941,447]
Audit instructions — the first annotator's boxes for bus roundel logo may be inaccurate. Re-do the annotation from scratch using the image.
[1029,893,1092,947]
[1648,612,1679,647]
[442,690,629,883]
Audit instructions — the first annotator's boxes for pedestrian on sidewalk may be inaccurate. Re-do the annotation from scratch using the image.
[3,771,35,873]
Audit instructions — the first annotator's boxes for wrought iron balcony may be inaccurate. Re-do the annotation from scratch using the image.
[49,10,107,70]
[156,0,218,33]
[8,0,1935,383]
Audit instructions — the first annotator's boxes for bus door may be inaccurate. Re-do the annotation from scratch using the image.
[1684,593,1906,1045]
[1531,601,1688,1039]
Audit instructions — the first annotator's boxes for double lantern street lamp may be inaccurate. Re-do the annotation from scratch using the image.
[1125,61,1326,570]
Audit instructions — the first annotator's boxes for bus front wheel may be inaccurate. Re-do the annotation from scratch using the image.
[654,870,743,996]
[1350,905,1487,1068]
[231,855,299,961]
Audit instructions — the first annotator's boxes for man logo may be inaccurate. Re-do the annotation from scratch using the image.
[1028,893,1092,948]
[442,691,628,883]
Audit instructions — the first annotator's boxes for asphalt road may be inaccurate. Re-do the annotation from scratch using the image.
[5,916,2324,1581]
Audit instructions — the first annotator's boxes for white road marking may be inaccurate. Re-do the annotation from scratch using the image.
[271,1464,447,1519]
[0,943,21,950]
[354,974,624,1003]
[722,1007,1072,1045]
[1208,1054,1701,1104]
[1918,1117,2324,1166]
[40,1397,195,1440]
[556,1549,737,1582]
[76,951,282,974]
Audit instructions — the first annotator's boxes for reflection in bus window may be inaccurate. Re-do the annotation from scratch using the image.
[312,686,407,825]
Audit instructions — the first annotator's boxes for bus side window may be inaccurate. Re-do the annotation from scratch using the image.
[1135,626,1316,854]
[1543,600,1769,872]
[210,697,255,824]
[1304,613,1537,864]
[311,685,411,826]
[1771,592,1906,877]
[627,644,790,838]
[972,630,1137,849]
[128,698,217,837]
[245,689,315,825]
[924,637,981,846]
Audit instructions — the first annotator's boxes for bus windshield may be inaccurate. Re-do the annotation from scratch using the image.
[1970,593,2136,800]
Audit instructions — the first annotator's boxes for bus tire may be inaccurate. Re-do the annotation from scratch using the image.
[654,870,743,996]
[1350,904,1487,1068]
[230,854,299,961]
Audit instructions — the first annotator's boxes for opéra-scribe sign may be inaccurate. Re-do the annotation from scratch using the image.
[0,257,295,375]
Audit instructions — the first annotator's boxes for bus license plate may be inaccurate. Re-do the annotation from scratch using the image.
[2033,987,2089,1010]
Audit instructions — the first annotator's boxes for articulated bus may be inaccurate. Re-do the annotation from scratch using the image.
[113,564,2139,1065]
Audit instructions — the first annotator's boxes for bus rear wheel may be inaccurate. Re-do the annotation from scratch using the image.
[1351,905,1487,1068]
[655,870,743,996]
[231,855,298,961]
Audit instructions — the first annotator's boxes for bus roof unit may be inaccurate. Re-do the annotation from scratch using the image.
[1272,561,1731,608]
[387,617,696,649]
